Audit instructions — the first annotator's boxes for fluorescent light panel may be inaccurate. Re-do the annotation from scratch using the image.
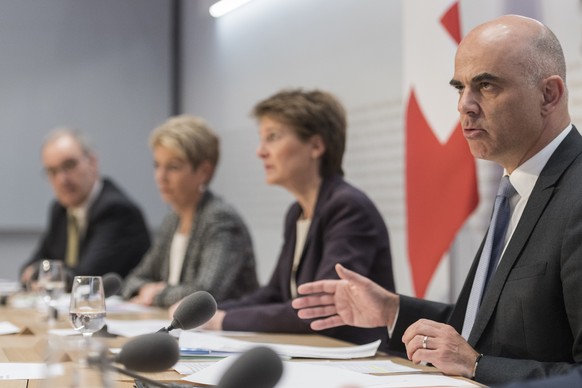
[209,0,254,18]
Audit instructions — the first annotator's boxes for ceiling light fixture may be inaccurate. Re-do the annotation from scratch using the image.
[209,0,254,18]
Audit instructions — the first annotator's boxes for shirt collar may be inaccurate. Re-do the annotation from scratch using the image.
[507,124,572,199]
[68,178,103,229]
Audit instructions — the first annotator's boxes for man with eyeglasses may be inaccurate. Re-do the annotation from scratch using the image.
[20,129,151,286]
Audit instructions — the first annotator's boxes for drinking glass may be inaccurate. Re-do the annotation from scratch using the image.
[37,260,66,325]
[69,276,106,340]
[42,335,113,388]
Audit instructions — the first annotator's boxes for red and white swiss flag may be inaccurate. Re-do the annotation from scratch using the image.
[404,0,478,298]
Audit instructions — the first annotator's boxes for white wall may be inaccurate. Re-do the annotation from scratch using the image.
[0,0,172,279]
[0,0,172,231]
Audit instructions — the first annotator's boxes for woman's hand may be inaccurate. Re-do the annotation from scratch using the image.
[131,282,166,305]
[201,309,225,330]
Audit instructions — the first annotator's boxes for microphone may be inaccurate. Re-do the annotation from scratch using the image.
[217,346,283,388]
[102,272,123,298]
[115,332,179,372]
[90,332,190,388]
[158,291,217,333]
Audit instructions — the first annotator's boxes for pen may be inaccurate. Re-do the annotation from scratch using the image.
[180,348,213,355]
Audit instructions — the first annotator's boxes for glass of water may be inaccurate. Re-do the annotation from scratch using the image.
[38,260,66,325]
[42,335,113,388]
[69,276,106,340]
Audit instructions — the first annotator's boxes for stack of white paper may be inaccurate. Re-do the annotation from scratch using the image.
[0,363,59,380]
[183,356,478,388]
[179,331,380,359]
[0,321,20,335]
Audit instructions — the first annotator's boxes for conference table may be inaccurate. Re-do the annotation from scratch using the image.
[0,293,480,387]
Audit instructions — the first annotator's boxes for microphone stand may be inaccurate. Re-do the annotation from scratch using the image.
[156,322,179,334]
[88,354,189,388]
[108,364,167,388]
[156,326,172,333]
[104,364,192,388]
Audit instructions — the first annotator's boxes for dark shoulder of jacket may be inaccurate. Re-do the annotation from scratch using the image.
[319,175,378,214]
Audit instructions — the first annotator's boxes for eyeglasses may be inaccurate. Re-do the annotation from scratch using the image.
[44,158,81,178]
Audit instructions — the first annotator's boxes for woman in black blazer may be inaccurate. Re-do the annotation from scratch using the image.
[196,89,395,348]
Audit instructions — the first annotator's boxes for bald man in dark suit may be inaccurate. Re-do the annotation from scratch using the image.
[293,15,582,386]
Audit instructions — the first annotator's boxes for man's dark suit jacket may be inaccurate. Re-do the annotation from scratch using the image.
[22,178,151,278]
[495,367,582,388]
[390,127,582,385]
[220,175,395,349]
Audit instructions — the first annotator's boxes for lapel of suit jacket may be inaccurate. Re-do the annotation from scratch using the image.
[448,236,486,332]
[468,127,582,346]
[54,203,69,259]
[293,175,342,284]
[79,178,110,254]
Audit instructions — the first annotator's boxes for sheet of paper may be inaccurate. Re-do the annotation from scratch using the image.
[0,363,60,380]
[183,356,387,387]
[9,293,70,312]
[184,356,477,387]
[106,319,180,337]
[199,329,259,337]
[54,293,73,313]
[104,296,160,313]
[365,374,478,387]
[173,361,216,375]
[48,328,80,336]
[179,331,380,359]
[0,279,22,295]
[8,292,39,309]
[0,321,20,335]
[39,295,158,315]
[305,360,418,374]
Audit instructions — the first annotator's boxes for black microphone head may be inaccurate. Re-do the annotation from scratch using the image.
[217,346,283,388]
[171,291,217,330]
[102,273,123,298]
[115,333,179,372]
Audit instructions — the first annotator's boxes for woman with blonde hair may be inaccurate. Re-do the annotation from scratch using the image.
[122,115,258,307]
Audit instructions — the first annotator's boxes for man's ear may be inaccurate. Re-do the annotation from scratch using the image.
[87,152,99,174]
[540,75,565,116]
